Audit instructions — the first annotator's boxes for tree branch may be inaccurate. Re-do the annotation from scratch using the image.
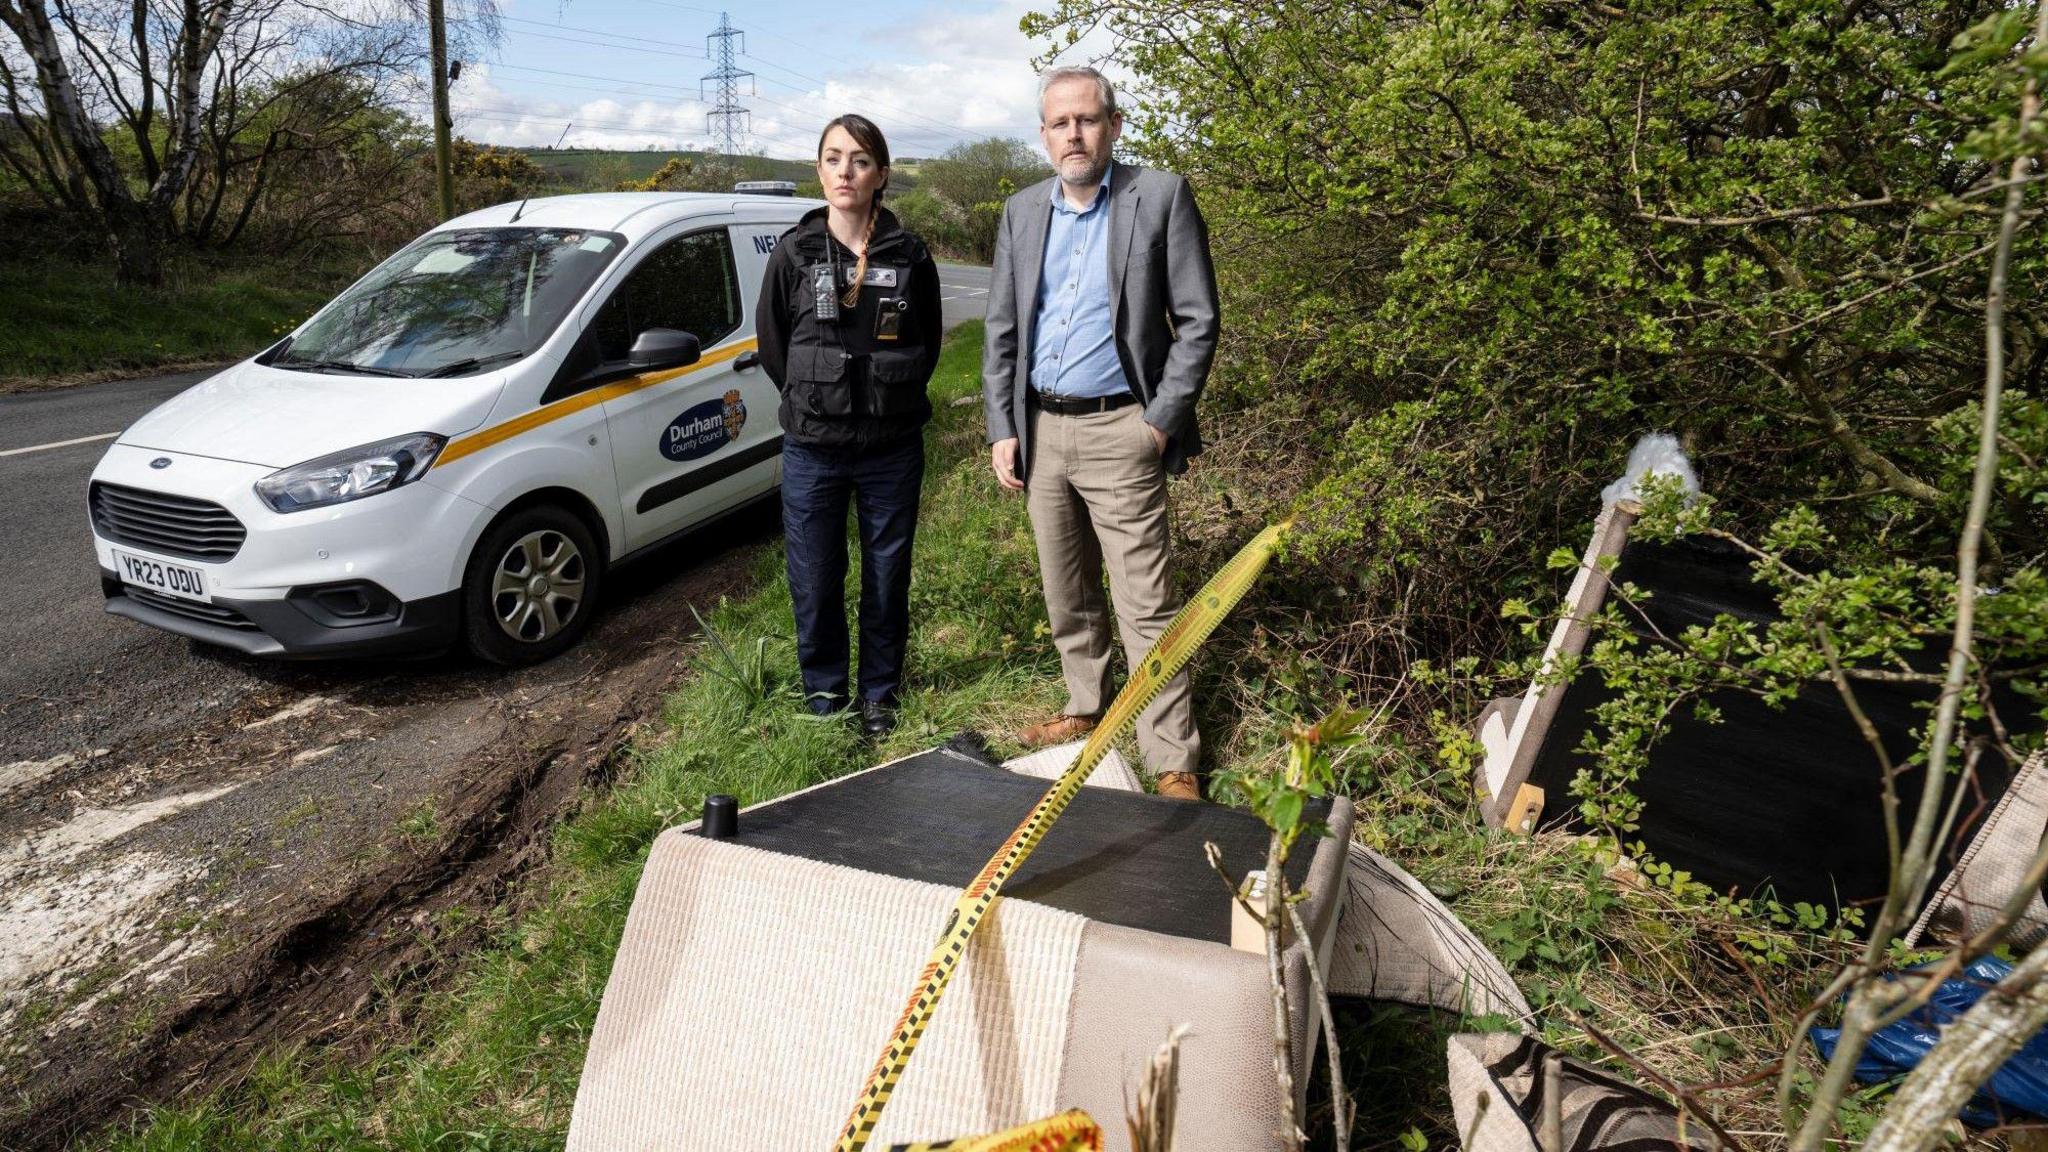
[1636,195,1895,227]
[1847,5,2048,1148]
[1761,356,1946,505]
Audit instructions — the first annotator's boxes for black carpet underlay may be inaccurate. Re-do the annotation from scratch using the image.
[1528,533,2028,912]
[724,749,1330,946]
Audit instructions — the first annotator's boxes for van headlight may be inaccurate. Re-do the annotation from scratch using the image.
[255,433,446,513]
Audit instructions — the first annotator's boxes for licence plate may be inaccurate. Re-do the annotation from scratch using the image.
[113,549,210,603]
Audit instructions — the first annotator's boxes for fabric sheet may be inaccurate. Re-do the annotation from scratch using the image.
[569,833,1086,1151]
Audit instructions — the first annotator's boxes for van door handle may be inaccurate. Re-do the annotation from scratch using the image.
[735,351,760,371]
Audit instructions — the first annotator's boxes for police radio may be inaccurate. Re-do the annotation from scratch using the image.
[811,262,841,323]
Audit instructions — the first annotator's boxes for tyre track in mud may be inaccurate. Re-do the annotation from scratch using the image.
[0,505,776,1150]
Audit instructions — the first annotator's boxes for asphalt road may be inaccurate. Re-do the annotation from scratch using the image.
[937,260,992,331]
[2,369,222,764]
[0,260,989,763]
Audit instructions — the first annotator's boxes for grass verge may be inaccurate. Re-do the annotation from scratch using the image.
[0,258,346,385]
[95,320,1079,1149]
[93,320,1823,1152]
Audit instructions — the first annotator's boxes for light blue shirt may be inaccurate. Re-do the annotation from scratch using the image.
[1029,165,1127,399]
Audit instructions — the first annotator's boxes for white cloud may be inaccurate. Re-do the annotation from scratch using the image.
[458,0,1123,160]
[450,64,721,151]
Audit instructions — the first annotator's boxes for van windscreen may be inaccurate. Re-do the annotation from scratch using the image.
[276,228,626,379]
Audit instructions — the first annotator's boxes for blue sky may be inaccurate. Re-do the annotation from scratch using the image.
[449,0,1091,159]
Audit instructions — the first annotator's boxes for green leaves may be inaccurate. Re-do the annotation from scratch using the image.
[1226,705,1369,856]
[1026,0,2046,623]
[1272,790,1306,840]
[1942,6,2040,77]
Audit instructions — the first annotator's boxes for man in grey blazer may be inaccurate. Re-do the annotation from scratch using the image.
[982,64,1220,800]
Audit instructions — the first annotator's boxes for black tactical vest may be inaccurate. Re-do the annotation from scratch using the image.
[775,218,934,451]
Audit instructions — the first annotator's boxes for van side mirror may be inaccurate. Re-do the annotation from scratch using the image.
[628,328,702,371]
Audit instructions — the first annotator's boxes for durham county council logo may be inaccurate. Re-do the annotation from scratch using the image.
[660,392,748,462]
[722,389,745,439]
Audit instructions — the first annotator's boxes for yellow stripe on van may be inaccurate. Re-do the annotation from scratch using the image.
[434,338,759,469]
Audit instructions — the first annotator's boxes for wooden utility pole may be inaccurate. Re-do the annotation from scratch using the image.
[429,0,455,220]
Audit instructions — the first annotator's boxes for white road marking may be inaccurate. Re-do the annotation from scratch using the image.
[941,284,990,295]
[0,432,117,458]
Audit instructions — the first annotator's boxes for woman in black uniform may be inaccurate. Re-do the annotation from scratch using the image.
[756,114,943,738]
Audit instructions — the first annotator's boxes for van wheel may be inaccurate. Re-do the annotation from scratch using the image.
[462,505,602,666]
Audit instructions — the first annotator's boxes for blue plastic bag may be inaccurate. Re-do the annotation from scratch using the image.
[1811,957,2048,1128]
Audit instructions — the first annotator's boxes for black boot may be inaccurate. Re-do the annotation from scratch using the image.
[859,696,898,739]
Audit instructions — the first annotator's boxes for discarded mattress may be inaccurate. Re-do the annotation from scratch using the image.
[1021,745,1536,1028]
[1449,1032,1712,1152]
[1327,843,1531,1023]
[567,745,1353,1152]
[1002,738,1143,794]
[1907,750,2048,949]
[1478,505,2029,912]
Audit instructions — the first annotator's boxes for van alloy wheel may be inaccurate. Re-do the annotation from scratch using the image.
[491,529,586,642]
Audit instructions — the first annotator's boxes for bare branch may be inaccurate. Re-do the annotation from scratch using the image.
[1758,356,1946,505]
[1286,899,1353,1151]
[1574,1012,1753,1152]
[1821,4,2048,1148]
[1636,195,1895,227]
[1770,240,2003,338]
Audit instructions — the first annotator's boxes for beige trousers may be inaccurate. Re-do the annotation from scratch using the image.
[1024,403,1200,777]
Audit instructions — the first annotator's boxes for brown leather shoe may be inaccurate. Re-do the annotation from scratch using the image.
[1155,771,1202,801]
[1017,713,1097,748]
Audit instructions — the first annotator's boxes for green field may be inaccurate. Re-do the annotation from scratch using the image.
[518,148,922,192]
[0,258,349,385]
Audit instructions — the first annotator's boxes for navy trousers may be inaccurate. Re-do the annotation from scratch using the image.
[780,436,924,713]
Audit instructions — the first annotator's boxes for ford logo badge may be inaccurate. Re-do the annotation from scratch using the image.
[149,457,172,469]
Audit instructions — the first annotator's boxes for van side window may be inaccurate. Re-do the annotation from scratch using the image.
[591,229,741,362]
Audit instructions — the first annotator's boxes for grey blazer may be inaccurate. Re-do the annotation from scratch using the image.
[981,163,1220,478]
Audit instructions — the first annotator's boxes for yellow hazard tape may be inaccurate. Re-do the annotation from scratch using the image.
[834,520,1292,1152]
[883,1109,1102,1151]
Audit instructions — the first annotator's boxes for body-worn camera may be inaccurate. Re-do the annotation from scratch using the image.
[875,295,910,340]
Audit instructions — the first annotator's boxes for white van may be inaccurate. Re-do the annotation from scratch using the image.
[87,193,813,664]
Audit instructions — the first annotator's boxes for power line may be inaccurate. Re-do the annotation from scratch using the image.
[472,12,1011,157]
[500,26,712,61]
[499,15,707,55]
[506,0,993,148]
[624,0,838,60]
[701,10,752,156]
[470,63,984,155]
[736,50,985,145]
[445,78,831,146]
[448,102,825,153]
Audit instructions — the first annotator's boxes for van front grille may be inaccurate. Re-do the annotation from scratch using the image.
[90,482,246,562]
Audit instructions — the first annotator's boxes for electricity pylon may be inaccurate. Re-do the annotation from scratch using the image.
[702,11,754,156]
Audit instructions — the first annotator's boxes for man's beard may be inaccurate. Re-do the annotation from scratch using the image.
[1059,152,1108,186]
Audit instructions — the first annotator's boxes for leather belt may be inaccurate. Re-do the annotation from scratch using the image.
[1029,389,1137,415]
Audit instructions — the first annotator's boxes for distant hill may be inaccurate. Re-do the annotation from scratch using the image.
[518,149,921,192]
